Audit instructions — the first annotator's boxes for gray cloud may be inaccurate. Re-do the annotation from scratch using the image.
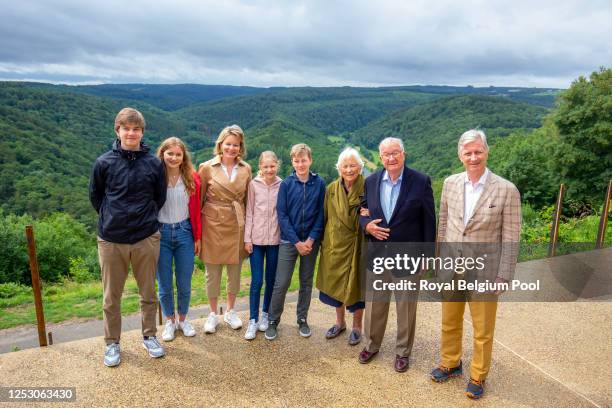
[0,0,610,87]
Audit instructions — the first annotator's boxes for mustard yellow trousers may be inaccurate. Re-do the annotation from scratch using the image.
[441,300,498,381]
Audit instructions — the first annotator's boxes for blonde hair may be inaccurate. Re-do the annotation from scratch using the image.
[214,124,247,159]
[290,143,312,160]
[156,137,196,195]
[258,151,280,177]
[114,107,145,133]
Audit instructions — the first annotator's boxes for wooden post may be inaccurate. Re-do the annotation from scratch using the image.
[548,184,565,258]
[25,225,48,347]
[596,180,612,249]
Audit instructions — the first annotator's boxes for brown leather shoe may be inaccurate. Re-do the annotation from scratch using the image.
[358,348,378,364]
[394,355,409,372]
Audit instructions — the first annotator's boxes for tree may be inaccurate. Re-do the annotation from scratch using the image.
[552,67,612,203]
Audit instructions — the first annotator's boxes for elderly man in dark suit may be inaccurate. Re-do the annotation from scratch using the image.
[358,137,436,372]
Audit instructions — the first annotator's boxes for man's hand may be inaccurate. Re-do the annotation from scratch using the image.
[365,219,390,241]
[295,241,311,256]
[304,238,315,251]
[244,243,253,254]
[493,276,508,295]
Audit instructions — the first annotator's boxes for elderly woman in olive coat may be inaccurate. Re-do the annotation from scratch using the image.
[316,147,366,345]
[199,125,251,334]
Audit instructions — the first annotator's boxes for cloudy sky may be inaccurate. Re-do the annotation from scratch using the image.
[0,0,610,88]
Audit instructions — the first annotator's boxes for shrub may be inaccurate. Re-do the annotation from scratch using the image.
[0,210,98,284]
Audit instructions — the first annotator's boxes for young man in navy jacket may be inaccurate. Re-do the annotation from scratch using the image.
[265,143,326,340]
[89,107,166,367]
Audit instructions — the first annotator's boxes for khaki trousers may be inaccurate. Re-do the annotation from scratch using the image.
[98,232,160,345]
[441,300,498,381]
[363,295,418,357]
[205,262,243,298]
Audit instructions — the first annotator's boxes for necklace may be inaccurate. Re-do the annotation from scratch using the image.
[169,173,180,186]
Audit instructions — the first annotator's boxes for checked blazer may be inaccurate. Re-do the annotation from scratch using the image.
[437,170,521,281]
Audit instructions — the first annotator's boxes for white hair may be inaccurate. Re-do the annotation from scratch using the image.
[458,129,489,157]
[378,137,404,153]
[336,147,364,173]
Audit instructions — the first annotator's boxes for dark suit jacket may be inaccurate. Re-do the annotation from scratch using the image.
[359,166,436,243]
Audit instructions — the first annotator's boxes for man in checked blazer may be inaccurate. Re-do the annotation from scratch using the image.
[430,129,521,399]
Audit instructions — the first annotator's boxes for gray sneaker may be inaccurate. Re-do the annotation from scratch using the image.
[298,318,311,338]
[265,322,278,340]
[142,336,165,358]
[104,342,121,367]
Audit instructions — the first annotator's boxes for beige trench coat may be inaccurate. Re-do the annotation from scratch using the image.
[198,156,251,264]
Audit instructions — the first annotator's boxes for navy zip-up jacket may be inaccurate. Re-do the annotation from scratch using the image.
[89,139,166,244]
[277,171,326,244]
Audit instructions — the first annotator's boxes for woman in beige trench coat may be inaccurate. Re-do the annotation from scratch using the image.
[199,125,251,334]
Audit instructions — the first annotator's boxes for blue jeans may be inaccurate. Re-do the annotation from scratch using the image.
[156,219,195,318]
[249,245,279,321]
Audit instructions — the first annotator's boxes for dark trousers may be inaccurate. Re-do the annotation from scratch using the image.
[249,244,279,321]
[268,241,320,324]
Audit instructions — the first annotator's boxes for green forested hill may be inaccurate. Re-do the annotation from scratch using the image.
[176,86,439,141]
[2,70,610,289]
[67,83,267,111]
[0,81,557,229]
[351,95,548,178]
[0,82,185,225]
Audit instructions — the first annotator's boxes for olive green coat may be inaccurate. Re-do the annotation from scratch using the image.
[316,175,365,306]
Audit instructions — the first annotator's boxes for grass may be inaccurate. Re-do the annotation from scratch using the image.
[1,213,609,330]
[0,261,306,330]
[327,135,345,144]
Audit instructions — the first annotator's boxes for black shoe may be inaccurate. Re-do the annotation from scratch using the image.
[298,318,311,338]
[265,322,278,340]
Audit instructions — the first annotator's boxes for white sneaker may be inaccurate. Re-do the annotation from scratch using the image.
[224,309,243,330]
[204,312,219,334]
[258,312,269,332]
[244,319,258,340]
[161,320,176,341]
[178,320,196,337]
[142,336,165,358]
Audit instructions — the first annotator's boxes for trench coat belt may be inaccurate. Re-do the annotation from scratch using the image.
[206,199,245,228]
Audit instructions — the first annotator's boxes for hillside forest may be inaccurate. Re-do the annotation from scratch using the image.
[0,68,610,287]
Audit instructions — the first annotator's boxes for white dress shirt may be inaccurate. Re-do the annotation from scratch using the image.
[464,168,489,226]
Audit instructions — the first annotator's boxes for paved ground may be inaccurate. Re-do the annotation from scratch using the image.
[0,300,610,407]
[0,249,610,407]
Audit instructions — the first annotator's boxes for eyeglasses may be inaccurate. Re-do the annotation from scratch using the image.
[381,151,403,160]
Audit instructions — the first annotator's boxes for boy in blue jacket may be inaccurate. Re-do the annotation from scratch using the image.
[265,143,325,340]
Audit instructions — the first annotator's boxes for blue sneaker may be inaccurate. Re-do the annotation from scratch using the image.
[466,378,485,399]
[430,360,463,382]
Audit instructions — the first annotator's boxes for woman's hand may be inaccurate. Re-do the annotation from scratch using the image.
[194,239,201,255]
[360,207,370,217]
[245,243,253,254]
